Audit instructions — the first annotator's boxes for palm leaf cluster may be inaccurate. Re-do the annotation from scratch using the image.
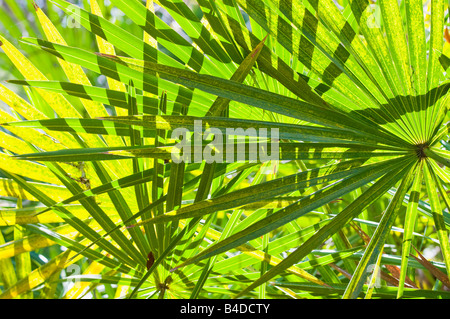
[0,0,450,299]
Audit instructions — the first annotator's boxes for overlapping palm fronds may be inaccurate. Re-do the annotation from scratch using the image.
[0,0,449,299]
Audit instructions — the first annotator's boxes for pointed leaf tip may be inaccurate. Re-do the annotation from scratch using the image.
[251,36,267,58]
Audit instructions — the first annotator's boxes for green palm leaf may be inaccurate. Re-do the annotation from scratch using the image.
[0,0,449,300]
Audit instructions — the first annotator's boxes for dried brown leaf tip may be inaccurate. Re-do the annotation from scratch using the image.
[146,252,155,270]
[411,245,450,288]
[445,28,450,44]
[32,1,39,11]
[350,222,371,244]
[95,52,117,59]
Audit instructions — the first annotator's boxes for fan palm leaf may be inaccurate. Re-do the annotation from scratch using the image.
[0,0,449,299]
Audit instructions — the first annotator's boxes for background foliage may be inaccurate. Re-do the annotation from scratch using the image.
[0,0,450,299]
